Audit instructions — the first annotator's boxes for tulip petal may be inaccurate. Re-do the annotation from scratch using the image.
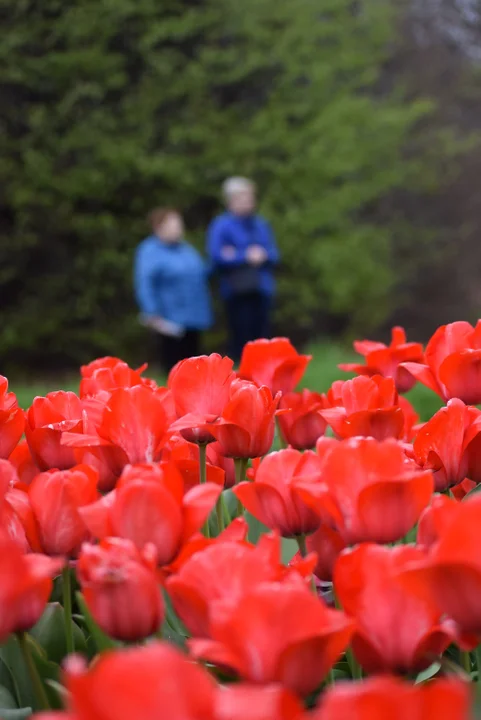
[208,422,252,456]
[355,471,433,544]
[215,685,303,720]
[412,623,456,671]
[438,350,481,404]
[278,627,354,696]
[113,483,183,564]
[343,408,405,441]
[166,578,210,637]
[61,432,113,448]
[233,482,291,534]
[400,362,445,398]
[218,516,249,541]
[182,483,222,541]
[403,563,481,635]
[188,637,240,673]
[79,492,116,539]
[271,357,312,395]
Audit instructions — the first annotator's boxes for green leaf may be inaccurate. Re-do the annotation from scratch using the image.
[75,593,118,654]
[0,684,19,709]
[246,512,268,544]
[0,637,36,710]
[30,602,87,663]
[160,622,186,650]
[415,661,441,684]
[0,657,20,706]
[0,633,64,712]
[0,709,32,720]
[223,490,238,520]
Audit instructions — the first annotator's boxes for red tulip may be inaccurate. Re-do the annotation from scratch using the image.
[206,442,236,489]
[304,525,346,582]
[402,320,481,403]
[29,464,100,556]
[400,494,481,636]
[214,685,304,720]
[0,376,24,459]
[412,398,481,492]
[166,533,289,637]
[339,326,424,393]
[334,543,455,674]
[298,437,433,545]
[233,449,324,537]
[33,650,303,720]
[161,436,226,491]
[417,494,459,550]
[80,357,155,398]
[189,579,354,695]
[207,380,279,459]
[311,676,472,720]
[80,462,221,566]
[167,516,250,576]
[61,386,176,480]
[0,536,64,639]
[77,538,164,642]
[277,390,328,450]
[168,354,236,444]
[26,391,83,470]
[238,338,311,395]
[320,375,406,440]
[9,440,40,486]
[55,643,218,720]
[0,460,41,552]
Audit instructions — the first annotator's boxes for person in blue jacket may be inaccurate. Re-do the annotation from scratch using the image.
[207,177,279,361]
[134,207,212,371]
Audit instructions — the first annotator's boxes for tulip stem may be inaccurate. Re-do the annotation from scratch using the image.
[347,647,363,679]
[276,417,287,449]
[198,444,210,537]
[461,650,471,675]
[216,494,225,534]
[199,443,207,484]
[17,632,50,711]
[234,458,248,517]
[222,493,231,526]
[476,646,481,693]
[296,534,308,557]
[234,457,248,485]
[63,566,75,655]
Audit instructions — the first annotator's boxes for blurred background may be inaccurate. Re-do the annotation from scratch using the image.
[2,0,481,381]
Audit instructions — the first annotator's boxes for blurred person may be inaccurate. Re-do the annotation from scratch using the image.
[134,208,212,371]
[207,177,279,361]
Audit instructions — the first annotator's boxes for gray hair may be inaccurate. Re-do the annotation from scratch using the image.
[222,176,255,200]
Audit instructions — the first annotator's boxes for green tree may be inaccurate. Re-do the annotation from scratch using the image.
[0,0,431,370]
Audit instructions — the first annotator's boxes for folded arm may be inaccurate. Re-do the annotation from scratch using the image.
[207,221,247,268]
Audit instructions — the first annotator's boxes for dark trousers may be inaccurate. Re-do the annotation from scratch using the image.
[158,330,200,373]
[225,292,271,362]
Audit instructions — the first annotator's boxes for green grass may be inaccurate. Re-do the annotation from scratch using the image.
[11,341,441,421]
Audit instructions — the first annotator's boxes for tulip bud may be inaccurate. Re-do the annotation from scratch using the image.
[29,465,100,556]
[209,380,279,459]
[77,538,164,642]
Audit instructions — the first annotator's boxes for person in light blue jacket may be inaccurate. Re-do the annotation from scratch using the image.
[207,177,279,361]
[134,207,212,370]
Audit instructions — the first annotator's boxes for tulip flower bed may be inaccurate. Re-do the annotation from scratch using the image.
[3,323,481,718]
